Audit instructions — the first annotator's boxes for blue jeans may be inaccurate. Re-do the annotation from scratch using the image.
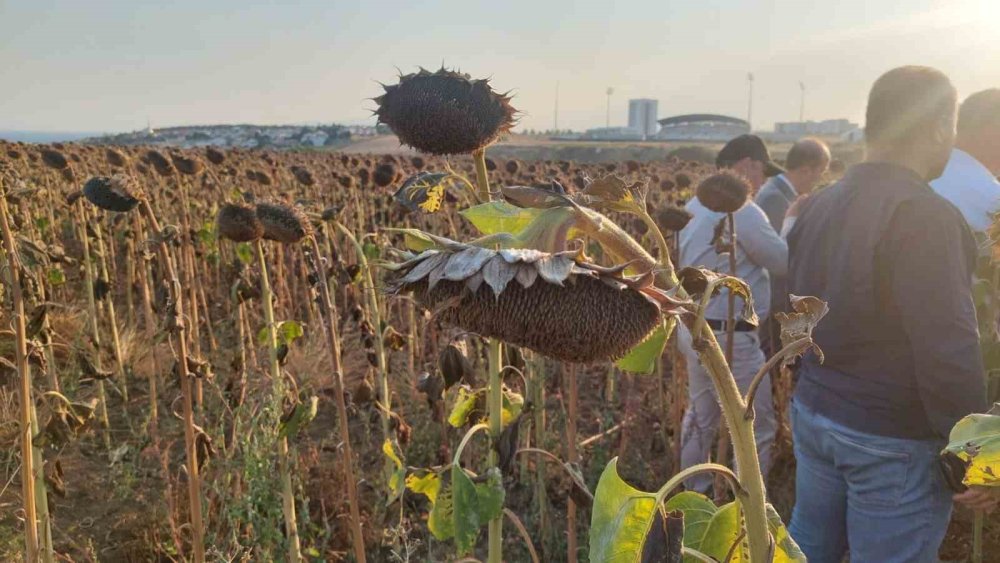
[788,401,953,563]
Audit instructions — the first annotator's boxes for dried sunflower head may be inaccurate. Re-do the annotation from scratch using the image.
[696,171,750,214]
[40,148,68,170]
[82,175,143,212]
[255,200,312,244]
[656,205,693,232]
[374,67,517,155]
[387,243,669,363]
[217,202,263,242]
[105,148,129,168]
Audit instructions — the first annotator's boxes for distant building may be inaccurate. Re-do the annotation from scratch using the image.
[628,99,659,140]
[774,118,858,137]
[582,127,643,141]
[656,114,750,141]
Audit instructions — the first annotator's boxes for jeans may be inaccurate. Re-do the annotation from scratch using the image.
[678,327,776,492]
[788,401,953,563]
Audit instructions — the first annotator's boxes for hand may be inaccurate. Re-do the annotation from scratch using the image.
[785,194,810,220]
[954,486,1000,513]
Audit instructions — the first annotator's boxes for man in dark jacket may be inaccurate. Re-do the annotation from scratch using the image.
[786,66,994,562]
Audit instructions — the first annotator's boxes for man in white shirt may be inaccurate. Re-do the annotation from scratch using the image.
[677,135,787,492]
[930,89,1000,232]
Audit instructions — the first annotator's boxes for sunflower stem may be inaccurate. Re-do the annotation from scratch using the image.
[486,338,504,563]
[473,148,491,202]
[255,239,302,563]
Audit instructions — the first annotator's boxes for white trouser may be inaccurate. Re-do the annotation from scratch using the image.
[677,325,776,493]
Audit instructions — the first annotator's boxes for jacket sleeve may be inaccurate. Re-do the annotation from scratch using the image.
[886,197,987,439]
[736,203,788,276]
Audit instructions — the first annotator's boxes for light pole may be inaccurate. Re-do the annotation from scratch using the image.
[606,87,614,129]
[799,81,806,122]
[747,73,754,131]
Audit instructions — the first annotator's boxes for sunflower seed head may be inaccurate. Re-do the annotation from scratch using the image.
[255,200,312,244]
[696,171,750,214]
[82,175,142,212]
[217,202,263,242]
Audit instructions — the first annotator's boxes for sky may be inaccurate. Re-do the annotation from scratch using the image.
[1,0,999,135]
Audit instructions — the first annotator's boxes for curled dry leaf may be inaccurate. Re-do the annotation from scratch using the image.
[774,295,829,362]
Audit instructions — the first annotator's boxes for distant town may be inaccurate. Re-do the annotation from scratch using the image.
[37,96,862,149]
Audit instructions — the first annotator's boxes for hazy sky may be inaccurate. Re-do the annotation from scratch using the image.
[2,0,998,134]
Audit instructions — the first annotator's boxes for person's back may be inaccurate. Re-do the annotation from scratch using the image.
[788,162,982,438]
[930,89,1000,232]
[785,65,991,563]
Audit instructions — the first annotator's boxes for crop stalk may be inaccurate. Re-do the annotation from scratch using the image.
[334,222,391,442]
[76,204,111,448]
[0,187,40,562]
[973,509,983,563]
[135,200,205,563]
[94,220,129,409]
[487,338,504,563]
[566,364,579,563]
[255,240,302,562]
[714,212,737,502]
[307,236,367,562]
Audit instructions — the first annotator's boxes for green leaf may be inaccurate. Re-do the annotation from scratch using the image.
[663,492,745,562]
[943,407,1000,486]
[452,465,505,555]
[47,267,66,287]
[259,320,305,347]
[447,387,480,428]
[362,241,380,260]
[428,471,455,541]
[278,396,318,439]
[235,242,254,265]
[391,228,439,252]
[767,504,807,562]
[589,457,663,562]
[383,439,406,505]
[405,470,441,503]
[460,201,543,236]
[501,388,523,428]
[616,319,675,374]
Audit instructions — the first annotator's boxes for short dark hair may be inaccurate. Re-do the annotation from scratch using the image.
[958,89,1000,138]
[865,66,956,147]
[786,138,830,171]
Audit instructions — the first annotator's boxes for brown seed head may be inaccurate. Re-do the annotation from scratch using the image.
[217,202,263,242]
[144,150,175,176]
[696,171,750,214]
[40,148,68,170]
[105,148,129,168]
[205,147,226,165]
[255,200,312,244]
[171,153,204,176]
[374,67,518,155]
[373,162,398,187]
[656,205,694,232]
[82,175,143,212]
[290,165,316,186]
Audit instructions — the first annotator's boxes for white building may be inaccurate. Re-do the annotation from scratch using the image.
[656,114,750,142]
[774,119,857,137]
[583,127,643,141]
[628,99,659,140]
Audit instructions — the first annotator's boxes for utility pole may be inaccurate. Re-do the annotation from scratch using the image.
[554,81,560,132]
[606,87,614,129]
[799,81,806,122]
[747,73,754,131]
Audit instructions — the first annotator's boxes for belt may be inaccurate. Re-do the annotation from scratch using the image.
[706,319,756,332]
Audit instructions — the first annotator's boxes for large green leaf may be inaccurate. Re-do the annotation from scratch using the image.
[452,465,505,555]
[616,319,675,375]
[589,458,662,562]
[258,320,305,347]
[460,201,543,236]
[943,406,1000,486]
[662,492,805,563]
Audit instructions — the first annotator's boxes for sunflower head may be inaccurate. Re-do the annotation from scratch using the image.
[255,200,312,244]
[82,175,143,212]
[696,171,750,214]
[217,202,264,243]
[374,67,517,155]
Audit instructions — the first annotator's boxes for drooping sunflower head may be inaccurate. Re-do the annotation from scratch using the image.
[255,200,312,244]
[374,67,518,155]
[387,244,664,363]
[82,175,143,212]
[217,202,263,243]
[696,171,750,214]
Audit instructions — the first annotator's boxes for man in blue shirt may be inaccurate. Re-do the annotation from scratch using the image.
[786,66,994,562]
